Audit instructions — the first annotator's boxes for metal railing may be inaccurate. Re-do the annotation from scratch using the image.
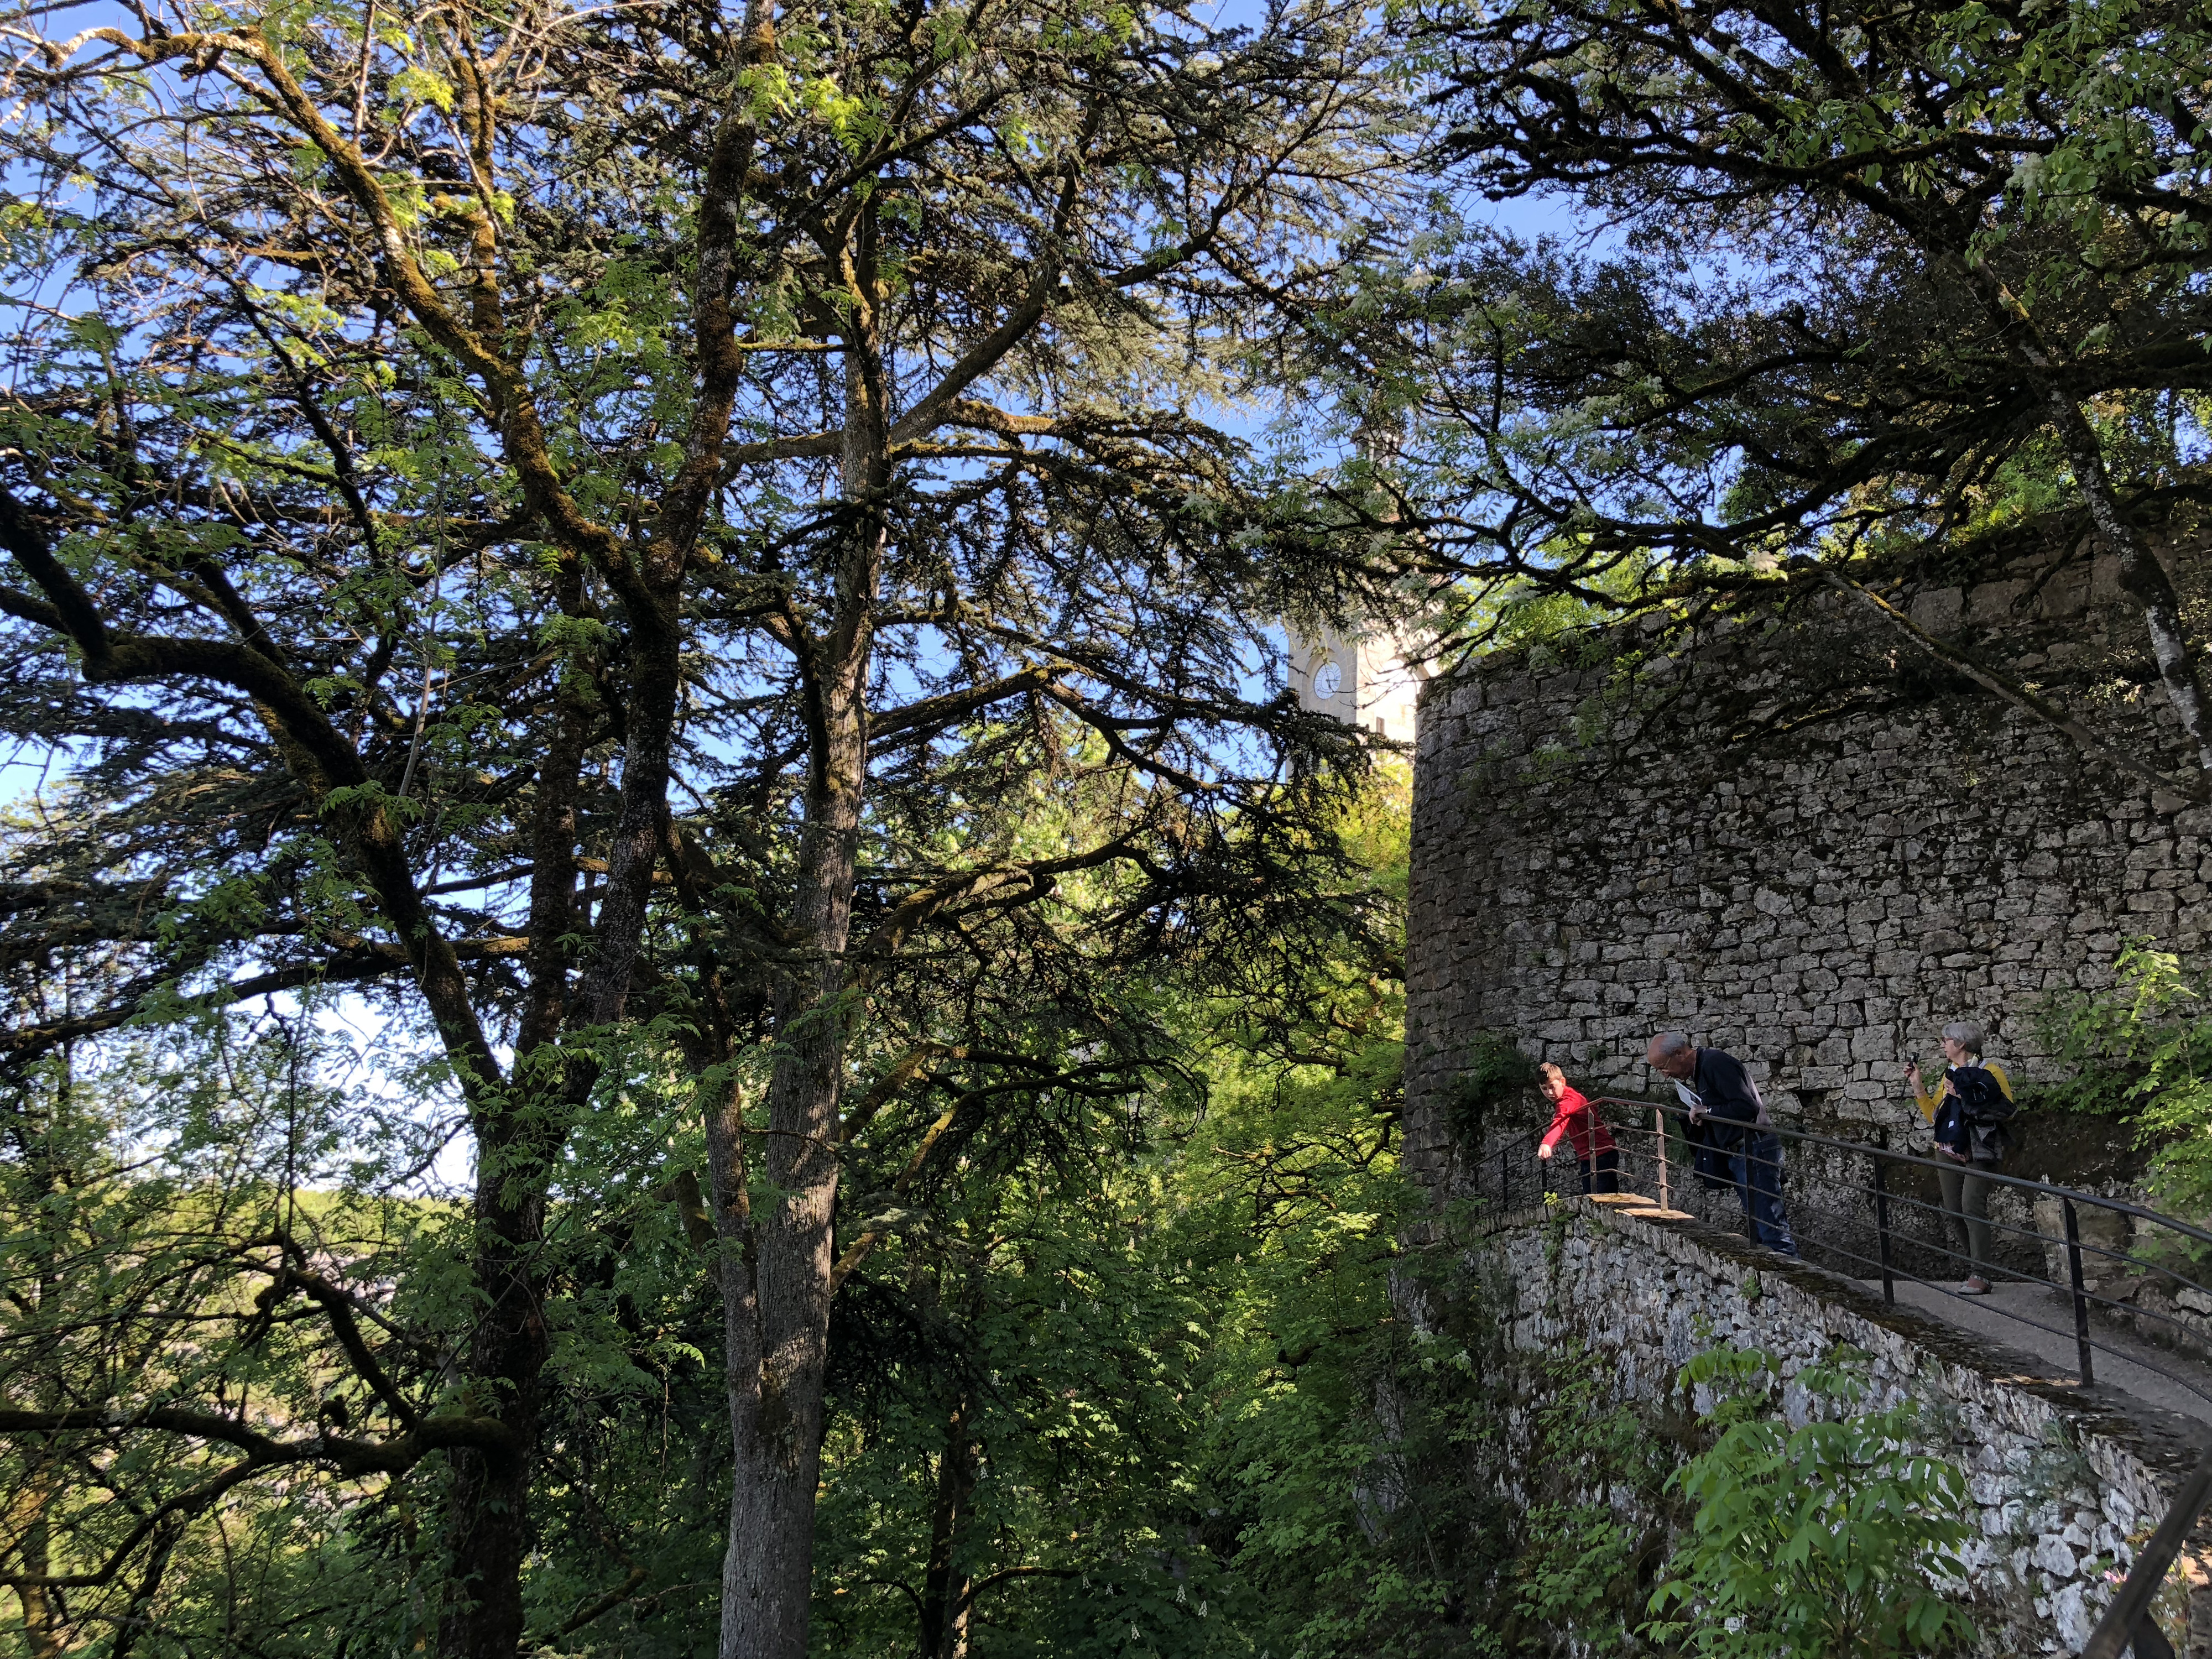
[1483,1097,2212,1656]
[1488,1097,2212,1403]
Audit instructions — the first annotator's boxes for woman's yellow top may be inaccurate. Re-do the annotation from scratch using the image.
[1913,1060,2013,1121]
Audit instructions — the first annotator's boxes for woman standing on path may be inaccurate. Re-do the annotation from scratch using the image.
[1535,1062,1619,1194]
[1908,1021,2016,1297]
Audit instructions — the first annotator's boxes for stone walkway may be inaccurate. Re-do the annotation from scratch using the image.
[1867,1276,2212,1427]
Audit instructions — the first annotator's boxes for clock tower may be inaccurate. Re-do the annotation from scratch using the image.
[1287,625,1424,742]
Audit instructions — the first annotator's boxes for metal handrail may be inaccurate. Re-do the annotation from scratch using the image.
[1486,1093,2212,1655]
[1504,1098,2212,1395]
[1578,1098,2212,1291]
[1577,1095,2212,1256]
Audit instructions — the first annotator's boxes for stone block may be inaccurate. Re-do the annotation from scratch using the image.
[2032,1536,2077,1578]
[1911,587,1964,633]
[1967,579,2028,624]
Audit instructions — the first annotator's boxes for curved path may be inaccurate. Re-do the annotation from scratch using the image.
[1874,1276,2212,1427]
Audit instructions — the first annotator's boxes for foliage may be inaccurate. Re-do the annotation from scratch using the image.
[1500,1350,1671,1656]
[0,1013,447,1658]
[1206,1253,1674,1659]
[1300,0,2212,797]
[795,770,1415,1659]
[0,0,1413,1649]
[2033,940,2212,1219]
[808,1157,1246,1659]
[1409,0,2212,559]
[1646,1345,1974,1659]
[781,769,1676,1659]
[19,0,2171,1649]
[1446,1033,1538,1150]
[9,731,2011,1659]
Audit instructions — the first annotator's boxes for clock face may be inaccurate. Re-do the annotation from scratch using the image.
[1312,661,1342,698]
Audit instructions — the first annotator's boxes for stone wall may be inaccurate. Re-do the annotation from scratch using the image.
[1404,528,2212,1206]
[1463,1198,2212,1656]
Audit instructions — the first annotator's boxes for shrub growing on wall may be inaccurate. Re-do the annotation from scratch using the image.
[1646,1344,1974,1659]
[2034,941,2212,1224]
[1448,1033,1541,1150]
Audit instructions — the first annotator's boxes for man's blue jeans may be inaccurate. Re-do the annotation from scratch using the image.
[1729,1133,1798,1256]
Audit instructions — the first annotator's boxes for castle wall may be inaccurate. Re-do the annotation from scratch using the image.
[1461,1199,2212,1655]
[1404,535,2211,1203]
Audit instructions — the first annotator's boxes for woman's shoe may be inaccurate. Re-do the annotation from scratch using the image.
[1959,1276,1991,1296]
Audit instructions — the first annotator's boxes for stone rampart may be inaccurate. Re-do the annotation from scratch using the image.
[1405,530,2211,1205]
[1467,1198,2212,1655]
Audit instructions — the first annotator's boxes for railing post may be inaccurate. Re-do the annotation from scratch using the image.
[1738,1133,1756,1243]
[1655,1104,1671,1214]
[1871,1149,1895,1306]
[1499,1146,1509,1210]
[2079,1443,2212,1659]
[2064,1197,2095,1387]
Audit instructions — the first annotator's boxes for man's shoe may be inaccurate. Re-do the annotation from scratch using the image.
[1958,1276,1991,1296]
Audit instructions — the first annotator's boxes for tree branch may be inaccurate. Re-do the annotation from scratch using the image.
[1819,566,2208,802]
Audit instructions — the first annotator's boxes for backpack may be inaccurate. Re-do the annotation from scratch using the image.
[1948,1065,2014,1166]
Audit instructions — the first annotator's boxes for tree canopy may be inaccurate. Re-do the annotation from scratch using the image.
[0,0,1410,1652]
[5,0,2210,1656]
[1358,0,2212,792]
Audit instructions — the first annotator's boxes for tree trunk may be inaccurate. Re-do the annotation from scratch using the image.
[2034,382,2212,780]
[716,611,871,1659]
[11,1506,64,1659]
[919,1398,978,1659]
[717,246,889,1659]
[716,665,866,1659]
[440,578,680,1659]
[435,1133,549,1659]
[12,1046,69,1659]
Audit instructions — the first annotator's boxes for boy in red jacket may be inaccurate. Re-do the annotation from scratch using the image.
[1535,1062,1619,1194]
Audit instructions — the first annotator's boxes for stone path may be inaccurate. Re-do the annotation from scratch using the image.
[1869,1276,2212,1427]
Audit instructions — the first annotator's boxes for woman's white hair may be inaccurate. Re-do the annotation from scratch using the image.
[1942,1020,1985,1057]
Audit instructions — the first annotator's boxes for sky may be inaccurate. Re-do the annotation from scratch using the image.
[0,0,1595,1192]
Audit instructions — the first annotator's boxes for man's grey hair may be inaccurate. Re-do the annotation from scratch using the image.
[1943,1020,1985,1057]
[1649,1031,1694,1060]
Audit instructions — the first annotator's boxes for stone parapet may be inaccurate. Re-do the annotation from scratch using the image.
[1475,1200,2212,1655]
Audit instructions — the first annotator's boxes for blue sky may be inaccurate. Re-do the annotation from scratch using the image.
[0,0,1600,1192]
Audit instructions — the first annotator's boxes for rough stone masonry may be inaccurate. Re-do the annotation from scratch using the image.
[1404,523,2212,1201]
[1469,1198,2212,1656]
[1401,523,2212,1651]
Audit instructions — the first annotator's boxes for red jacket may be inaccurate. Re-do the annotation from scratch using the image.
[1540,1087,1616,1162]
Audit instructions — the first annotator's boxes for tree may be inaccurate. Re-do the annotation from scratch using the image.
[0,1003,442,1659]
[1366,0,2212,795]
[0,0,1408,1652]
[810,1089,1242,1659]
[807,766,1415,1659]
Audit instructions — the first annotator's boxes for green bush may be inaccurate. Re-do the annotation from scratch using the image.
[2033,941,2212,1219]
[1447,1032,1539,1149]
[1645,1344,1974,1659]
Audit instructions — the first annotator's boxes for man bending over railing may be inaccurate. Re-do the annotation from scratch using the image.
[1646,1031,1799,1258]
